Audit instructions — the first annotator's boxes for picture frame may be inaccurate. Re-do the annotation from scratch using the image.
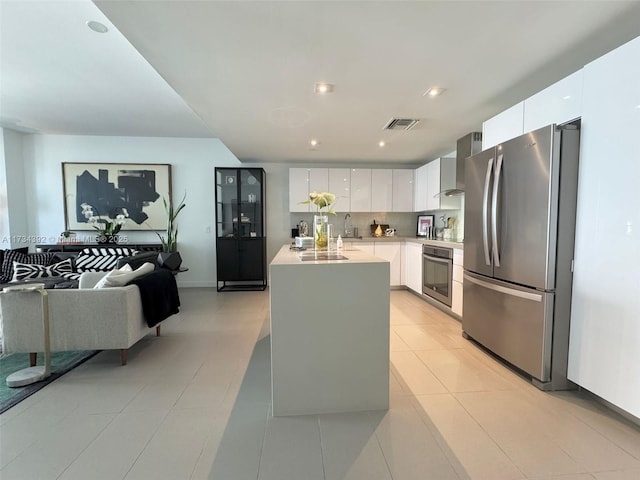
[62,162,172,231]
[416,214,434,237]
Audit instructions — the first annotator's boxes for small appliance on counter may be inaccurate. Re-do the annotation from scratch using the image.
[295,236,314,248]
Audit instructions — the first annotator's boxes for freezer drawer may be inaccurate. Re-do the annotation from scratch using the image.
[462,272,554,382]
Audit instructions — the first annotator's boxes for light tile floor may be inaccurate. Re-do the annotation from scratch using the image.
[1,288,639,480]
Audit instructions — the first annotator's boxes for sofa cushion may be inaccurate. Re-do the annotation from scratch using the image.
[1,250,53,283]
[12,258,75,282]
[75,247,137,273]
[93,262,155,289]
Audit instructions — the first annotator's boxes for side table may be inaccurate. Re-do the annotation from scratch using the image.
[2,283,52,387]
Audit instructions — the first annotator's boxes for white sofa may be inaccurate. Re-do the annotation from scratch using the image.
[0,272,162,365]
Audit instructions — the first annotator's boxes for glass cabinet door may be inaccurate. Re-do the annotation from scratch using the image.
[215,169,238,239]
[239,169,263,238]
[215,168,264,239]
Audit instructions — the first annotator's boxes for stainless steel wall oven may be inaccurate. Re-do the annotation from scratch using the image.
[422,245,453,307]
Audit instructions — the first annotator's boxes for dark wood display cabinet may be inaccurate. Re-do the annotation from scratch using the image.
[215,168,267,291]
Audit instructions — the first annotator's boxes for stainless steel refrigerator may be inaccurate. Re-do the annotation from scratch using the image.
[462,123,580,390]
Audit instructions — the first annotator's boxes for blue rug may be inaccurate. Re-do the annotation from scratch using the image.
[0,350,98,414]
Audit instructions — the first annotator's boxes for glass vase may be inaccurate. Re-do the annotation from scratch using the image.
[314,214,329,251]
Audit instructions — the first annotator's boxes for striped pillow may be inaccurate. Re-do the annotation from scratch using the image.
[12,258,75,281]
[75,247,138,273]
[1,251,54,283]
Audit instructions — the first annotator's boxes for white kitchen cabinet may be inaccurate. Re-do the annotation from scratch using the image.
[392,169,414,212]
[350,169,372,212]
[523,69,583,133]
[451,248,464,317]
[568,35,640,419]
[356,241,375,256]
[482,101,525,149]
[425,158,461,211]
[425,160,440,211]
[289,168,329,212]
[308,168,328,195]
[374,242,402,287]
[289,168,310,212]
[328,168,350,213]
[405,241,423,294]
[371,169,393,212]
[413,163,429,212]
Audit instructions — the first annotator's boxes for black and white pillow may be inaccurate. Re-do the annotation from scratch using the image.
[1,250,53,283]
[75,247,138,272]
[11,258,75,282]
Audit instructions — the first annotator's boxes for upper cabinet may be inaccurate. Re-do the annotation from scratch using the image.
[328,168,350,212]
[427,158,461,211]
[484,70,584,150]
[289,168,329,212]
[289,167,414,213]
[523,69,583,132]
[350,169,372,212]
[413,163,429,211]
[414,158,460,212]
[289,168,310,212]
[392,169,414,212]
[308,168,329,195]
[371,169,392,212]
[482,102,525,149]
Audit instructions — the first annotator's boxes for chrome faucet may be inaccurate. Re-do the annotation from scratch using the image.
[344,213,352,237]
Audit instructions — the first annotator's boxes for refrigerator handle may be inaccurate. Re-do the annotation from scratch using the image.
[491,153,504,267]
[482,157,494,266]
[464,273,543,302]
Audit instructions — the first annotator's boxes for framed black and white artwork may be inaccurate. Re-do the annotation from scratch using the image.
[62,162,172,231]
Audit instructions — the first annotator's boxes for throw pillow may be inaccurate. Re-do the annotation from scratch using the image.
[1,250,54,283]
[11,258,74,282]
[75,247,137,273]
[93,262,155,289]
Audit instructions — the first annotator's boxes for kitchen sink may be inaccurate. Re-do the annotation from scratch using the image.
[299,253,348,261]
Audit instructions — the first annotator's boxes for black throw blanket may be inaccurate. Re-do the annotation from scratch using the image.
[127,269,180,327]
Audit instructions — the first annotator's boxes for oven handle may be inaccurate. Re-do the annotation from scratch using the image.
[423,254,452,265]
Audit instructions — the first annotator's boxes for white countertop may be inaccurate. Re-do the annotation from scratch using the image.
[271,244,388,266]
[339,235,464,250]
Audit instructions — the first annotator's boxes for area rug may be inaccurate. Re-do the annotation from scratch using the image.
[0,350,98,414]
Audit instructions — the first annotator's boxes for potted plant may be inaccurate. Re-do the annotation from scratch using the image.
[156,193,186,270]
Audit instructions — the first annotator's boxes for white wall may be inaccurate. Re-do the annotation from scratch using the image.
[1,129,30,249]
[17,135,298,287]
[0,130,7,249]
[22,135,242,287]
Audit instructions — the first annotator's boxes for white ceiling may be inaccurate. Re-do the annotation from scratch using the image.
[3,1,640,165]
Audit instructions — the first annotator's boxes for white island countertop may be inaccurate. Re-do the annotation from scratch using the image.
[270,244,389,266]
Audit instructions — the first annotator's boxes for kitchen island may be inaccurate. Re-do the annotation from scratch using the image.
[269,245,390,416]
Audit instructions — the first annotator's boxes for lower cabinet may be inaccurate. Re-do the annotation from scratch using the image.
[451,248,464,316]
[405,241,423,294]
[216,238,266,287]
[373,243,402,287]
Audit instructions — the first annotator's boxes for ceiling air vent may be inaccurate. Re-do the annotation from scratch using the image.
[383,118,420,131]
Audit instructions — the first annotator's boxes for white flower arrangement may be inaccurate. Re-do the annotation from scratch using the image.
[80,203,128,236]
[299,191,337,215]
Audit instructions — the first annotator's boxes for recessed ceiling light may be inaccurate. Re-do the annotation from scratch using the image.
[562,95,572,100]
[87,20,108,33]
[314,83,334,94]
[378,141,386,147]
[310,139,319,147]
[423,86,446,97]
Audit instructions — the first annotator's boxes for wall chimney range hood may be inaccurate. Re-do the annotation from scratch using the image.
[436,132,483,197]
